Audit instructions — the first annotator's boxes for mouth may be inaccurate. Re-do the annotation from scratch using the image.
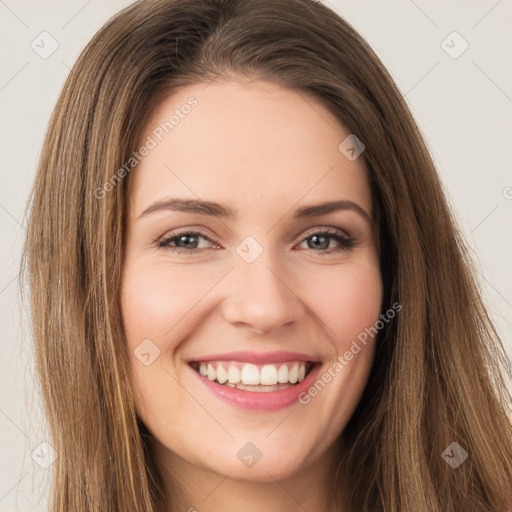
[187,352,322,411]
[189,360,315,393]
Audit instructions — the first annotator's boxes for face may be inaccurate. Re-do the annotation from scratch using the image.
[121,79,382,483]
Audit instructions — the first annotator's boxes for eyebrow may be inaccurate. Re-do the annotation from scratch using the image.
[137,197,371,223]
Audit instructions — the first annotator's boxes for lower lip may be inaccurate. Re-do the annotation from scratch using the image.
[189,363,322,411]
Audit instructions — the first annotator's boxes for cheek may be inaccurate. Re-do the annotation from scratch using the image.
[121,262,213,351]
[291,259,382,440]
[308,259,383,352]
[120,262,214,421]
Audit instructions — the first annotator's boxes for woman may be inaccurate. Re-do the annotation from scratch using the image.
[23,0,512,510]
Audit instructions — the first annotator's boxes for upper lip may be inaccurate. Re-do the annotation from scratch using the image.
[187,350,321,365]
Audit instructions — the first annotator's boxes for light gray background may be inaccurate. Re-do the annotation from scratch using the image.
[1,1,511,510]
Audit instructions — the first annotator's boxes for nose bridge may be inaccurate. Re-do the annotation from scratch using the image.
[221,240,305,333]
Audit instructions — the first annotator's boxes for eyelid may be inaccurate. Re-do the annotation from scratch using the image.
[155,226,220,245]
[299,225,352,241]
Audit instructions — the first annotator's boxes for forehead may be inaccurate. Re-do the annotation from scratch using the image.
[129,79,371,221]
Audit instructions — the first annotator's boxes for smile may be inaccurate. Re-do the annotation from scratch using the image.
[187,351,322,411]
[189,360,313,391]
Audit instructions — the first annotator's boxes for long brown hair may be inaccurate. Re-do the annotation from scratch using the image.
[23,0,512,510]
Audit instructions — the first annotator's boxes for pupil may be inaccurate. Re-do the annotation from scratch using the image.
[178,234,197,248]
[310,235,328,250]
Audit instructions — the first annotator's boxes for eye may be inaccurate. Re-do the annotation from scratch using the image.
[156,227,355,256]
[156,231,217,255]
[297,228,356,254]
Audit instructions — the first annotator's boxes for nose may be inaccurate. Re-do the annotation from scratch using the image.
[221,252,306,335]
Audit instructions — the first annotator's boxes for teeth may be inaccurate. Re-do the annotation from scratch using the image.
[277,364,289,383]
[216,365,228,384]
[298,363,306,382]
[289,362,299,384]
[260,364,278,385]
[227,365,241,384]
[235,382,292,392]
[194,360,311,387]
[207,363,216,381]
[241,363,260,385]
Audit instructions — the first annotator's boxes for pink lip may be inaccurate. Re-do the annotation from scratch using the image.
[186,350,320,365]
[188,361,322,411]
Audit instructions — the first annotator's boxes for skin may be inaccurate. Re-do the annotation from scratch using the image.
[121,78,383,512]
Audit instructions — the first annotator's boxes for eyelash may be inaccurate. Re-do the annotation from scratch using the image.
[155,228,356,256]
